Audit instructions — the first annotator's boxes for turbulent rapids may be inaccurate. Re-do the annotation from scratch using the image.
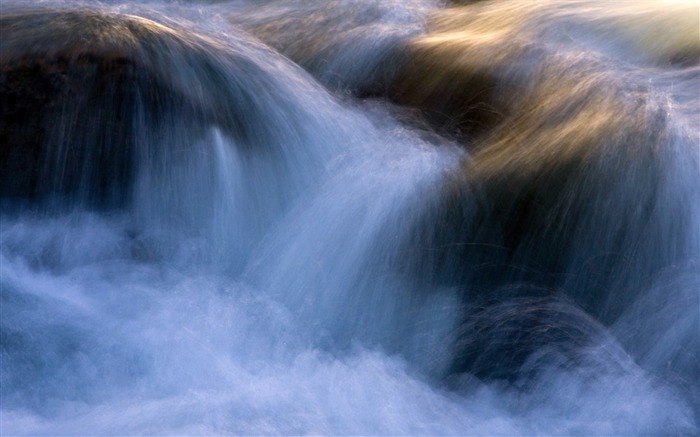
[1,0,698,435]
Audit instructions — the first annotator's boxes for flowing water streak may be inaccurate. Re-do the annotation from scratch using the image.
[1,0,698,435]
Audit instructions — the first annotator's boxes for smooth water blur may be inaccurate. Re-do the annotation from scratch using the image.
[1,0,698,435]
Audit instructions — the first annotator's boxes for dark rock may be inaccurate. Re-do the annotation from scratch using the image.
[0,9,277,209]
[447,289,629,385]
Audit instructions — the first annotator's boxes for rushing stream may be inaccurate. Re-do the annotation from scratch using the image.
[1,0,698,435]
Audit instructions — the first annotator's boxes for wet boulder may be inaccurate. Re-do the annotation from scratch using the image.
[0,9,290,209]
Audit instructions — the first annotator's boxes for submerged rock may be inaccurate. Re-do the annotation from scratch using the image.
[0,9,310,209]
[447,289,631,385]
[389,1,700,386]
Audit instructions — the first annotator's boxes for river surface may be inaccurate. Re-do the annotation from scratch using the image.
[1,0,698,435]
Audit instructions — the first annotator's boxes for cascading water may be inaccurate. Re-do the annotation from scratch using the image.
[1,0,698,435]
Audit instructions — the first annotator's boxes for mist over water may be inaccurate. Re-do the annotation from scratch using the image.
[1,0,698,435]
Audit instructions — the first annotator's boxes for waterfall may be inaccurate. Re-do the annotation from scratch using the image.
[1,0,698,434]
